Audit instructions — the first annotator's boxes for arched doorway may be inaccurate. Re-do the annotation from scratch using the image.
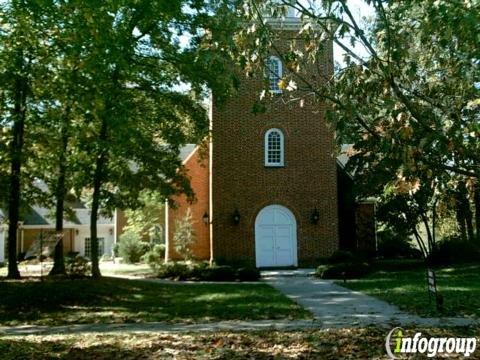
[255,205,297,267]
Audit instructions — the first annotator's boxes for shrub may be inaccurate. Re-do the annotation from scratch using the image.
[154,262,260,282]
[118,231,149,264]
[377,228,421,259]
[328,250,357,264]
[156,262,190,280]
[236,267,261,281]
[200,265,236,281]
[65,255,91,278]
[142,244,166,271]
[188,261,210,279]
[113,243,120,257]
[429,238,480,265]
[316,262,371,279]
[173,209,196,261]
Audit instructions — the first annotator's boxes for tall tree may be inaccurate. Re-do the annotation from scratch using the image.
[66,0,237,277]
[0,0,50,278]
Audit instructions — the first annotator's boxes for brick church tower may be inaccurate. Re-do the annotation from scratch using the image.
[209,13,339,266]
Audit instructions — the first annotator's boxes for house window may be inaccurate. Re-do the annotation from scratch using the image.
[266,56,282,93]
[265,128,284,167]
[84,237,104,258]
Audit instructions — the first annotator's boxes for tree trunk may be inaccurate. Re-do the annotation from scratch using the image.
[456,186,468,241]
[420,212,433,253]
[456,181,474,241]
[90,118,108,279]
[413,227,428,259]
[49,122,69,276]
[6,60,28,279]
[475,185,480,242]
[465,202,475,242]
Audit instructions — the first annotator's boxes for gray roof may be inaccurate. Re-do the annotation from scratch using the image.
[22,206,113,226]
[180,144,197,162]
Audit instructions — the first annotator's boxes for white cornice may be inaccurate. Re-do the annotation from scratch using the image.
[264,17,302,31]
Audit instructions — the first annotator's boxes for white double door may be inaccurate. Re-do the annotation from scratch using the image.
[255,205,297,267]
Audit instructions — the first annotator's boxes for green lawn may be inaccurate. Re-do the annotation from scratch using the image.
[338,264,480,318]
[0,277,310,326]
[1,327,478,359]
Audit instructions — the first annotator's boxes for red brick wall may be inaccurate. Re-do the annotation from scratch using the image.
[211,30,339,265]
[167,147,210,260]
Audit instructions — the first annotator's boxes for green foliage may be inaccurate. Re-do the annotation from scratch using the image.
[155,262,260,282]
[65,255,91,278]
[173,209,196,261]
[236,267,261,281]
[430,238,480,266]
[142,244,166,271]
[118,231,149,264]
[155,262,191,280]
[377,228,422,259]
[236,0,480,258]
[316,262,372,280]
[124,192,166,241]
[0,0,239,279]
[197,265,237,281]
[327,250,358,264]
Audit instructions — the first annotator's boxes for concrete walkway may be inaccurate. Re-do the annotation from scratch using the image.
[262,269,478,328]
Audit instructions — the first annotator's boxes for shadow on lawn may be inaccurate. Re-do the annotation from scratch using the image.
[0,277,309,326]
[342,265,480,318]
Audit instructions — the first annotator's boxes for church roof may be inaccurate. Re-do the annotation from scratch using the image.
[179,144,197,162]
[22,206,113,226]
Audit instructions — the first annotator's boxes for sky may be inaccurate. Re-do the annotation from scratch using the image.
[334,0,374,64]
[177,0,375,66]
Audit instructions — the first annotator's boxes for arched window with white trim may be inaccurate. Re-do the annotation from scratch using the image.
[265,128,284,167]
[266,56,282,93]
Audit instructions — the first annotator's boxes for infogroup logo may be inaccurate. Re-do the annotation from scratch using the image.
[385,327,477,358]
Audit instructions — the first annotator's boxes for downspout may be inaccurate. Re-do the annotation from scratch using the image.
[113,209,117,244]
[164,199,169,263]
[208,92,214,265]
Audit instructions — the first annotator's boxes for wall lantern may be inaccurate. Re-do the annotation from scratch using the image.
[109,228,114,236]
[75,229,79,236]
[310,208,320,224]
[202,212,209,225]
[232,209,241,225]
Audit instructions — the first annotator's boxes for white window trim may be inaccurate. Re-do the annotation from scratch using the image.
[264,128,285,167]
[266,56,283,94]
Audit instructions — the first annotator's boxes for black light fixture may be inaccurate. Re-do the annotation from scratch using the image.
[202,212,209,225]
[310,207,320,224]
[232,209,241,225]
